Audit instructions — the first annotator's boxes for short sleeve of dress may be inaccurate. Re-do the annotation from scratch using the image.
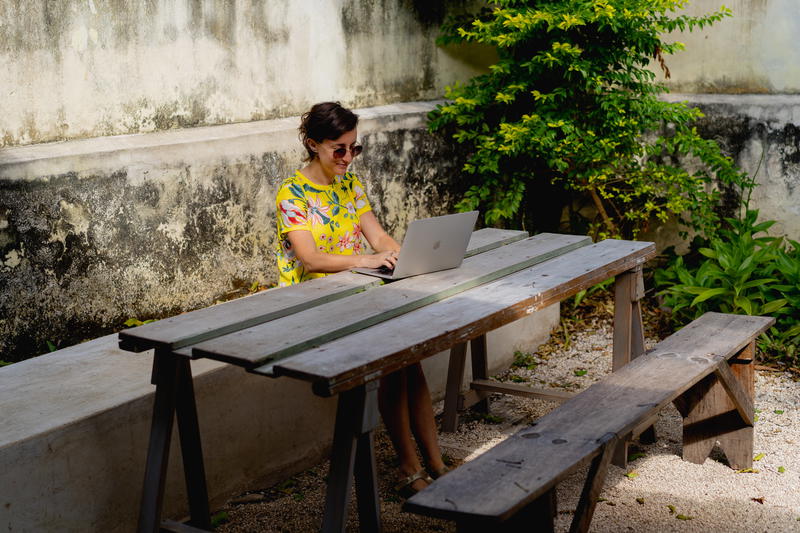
[276,180,311,236]
[348,174,372,217]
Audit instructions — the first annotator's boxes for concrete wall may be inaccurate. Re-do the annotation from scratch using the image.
[0,291,559,532]
[0,101,467,361]
[0,0,492,148]
[658,0,800,94]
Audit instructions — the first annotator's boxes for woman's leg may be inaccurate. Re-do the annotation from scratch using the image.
[378,369,428,491]
[405,362,446,473]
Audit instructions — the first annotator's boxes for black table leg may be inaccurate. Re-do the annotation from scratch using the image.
[138,350,179,533]
[138,351,211,533]
[175,358,211,529]
[322,381,381,533]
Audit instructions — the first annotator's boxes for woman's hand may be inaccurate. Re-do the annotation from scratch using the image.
[359,250,398,270]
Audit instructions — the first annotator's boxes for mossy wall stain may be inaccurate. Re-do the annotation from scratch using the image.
[0,112,466,361]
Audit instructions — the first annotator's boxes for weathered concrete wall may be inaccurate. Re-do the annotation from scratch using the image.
[0,0,492,147]
[658,0,800,94]
[0,101,465,361]
[642,94,800,252]
[0,290,559,532]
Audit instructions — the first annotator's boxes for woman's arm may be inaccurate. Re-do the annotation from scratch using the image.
[360,211,401,253]
[287,229,397,273]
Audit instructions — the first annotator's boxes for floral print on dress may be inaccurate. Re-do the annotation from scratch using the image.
[275,171,372,286]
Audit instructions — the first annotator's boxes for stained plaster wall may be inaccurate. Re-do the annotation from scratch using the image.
[0,101,465,361]
[0,0,491,148]
[657,0,800,94]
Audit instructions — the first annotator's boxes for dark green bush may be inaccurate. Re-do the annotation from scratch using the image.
[430,0,750,238]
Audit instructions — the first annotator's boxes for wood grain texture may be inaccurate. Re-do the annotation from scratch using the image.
[193,233,591,368]
[404,313,773,522]
[263,239,655,395]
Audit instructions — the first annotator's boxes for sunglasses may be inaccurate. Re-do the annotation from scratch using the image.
[331,145,363,159]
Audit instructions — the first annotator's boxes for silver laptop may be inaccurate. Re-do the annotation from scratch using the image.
[353,211,479,280]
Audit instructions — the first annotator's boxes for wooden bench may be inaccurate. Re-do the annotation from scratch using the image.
[404,312,775,533]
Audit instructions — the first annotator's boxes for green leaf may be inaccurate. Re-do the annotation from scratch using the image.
[676,514,694,520]
[778,466,786,473]
[734,295,754,315]
[760,299,787,315]
[690,288,728,306]
[753,453,765,461]
[774,410,784,415]
[574,369,588,377]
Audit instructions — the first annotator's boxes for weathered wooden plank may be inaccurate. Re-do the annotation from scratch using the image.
[192,233,591,367]
[119,271,383,352]
[470,379,573,403]
[464,228,528,257]
[119,229,523,353]
[265,239,655,394]
[403,313,773,522]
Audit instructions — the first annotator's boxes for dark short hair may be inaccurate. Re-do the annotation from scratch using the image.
[299,102,359,161]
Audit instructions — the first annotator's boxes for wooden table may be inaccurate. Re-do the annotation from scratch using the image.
[120,231,655,533]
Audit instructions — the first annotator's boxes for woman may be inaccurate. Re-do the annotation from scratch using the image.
[275,102,448,495]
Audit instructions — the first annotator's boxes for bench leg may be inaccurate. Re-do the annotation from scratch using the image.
[676,342,755,469]
[455,488,556,533]
[322,381,381,533]
[612,266,650,467]
[569,435,616,533]
[442,342,468,433]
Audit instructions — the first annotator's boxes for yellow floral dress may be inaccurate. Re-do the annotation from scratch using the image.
[275,170,372,286]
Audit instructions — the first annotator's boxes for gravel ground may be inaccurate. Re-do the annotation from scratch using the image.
[215,315,800,532]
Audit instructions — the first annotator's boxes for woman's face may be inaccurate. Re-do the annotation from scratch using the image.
[311,128,360,179]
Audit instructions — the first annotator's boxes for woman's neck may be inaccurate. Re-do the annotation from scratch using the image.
[301,160,334,186]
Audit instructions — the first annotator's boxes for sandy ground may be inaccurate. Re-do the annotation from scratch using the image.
[215,316,800,532]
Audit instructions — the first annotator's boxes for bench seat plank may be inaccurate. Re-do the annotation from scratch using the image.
[263,239,655,394]
[118,228,526,353]
[404,312,774,522]
[191,233,591,367]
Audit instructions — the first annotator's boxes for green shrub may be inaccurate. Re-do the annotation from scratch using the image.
[430,0,750,238]
[656,210,800,365]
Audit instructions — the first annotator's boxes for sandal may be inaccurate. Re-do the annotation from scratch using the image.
[393,469,434,498]
[429,465,451,479]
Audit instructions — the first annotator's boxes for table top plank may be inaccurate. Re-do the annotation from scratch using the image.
[404,313,774,521]
[119,228,526,353]
[191,233,591,367]
[262,239,656,394]
[464,228,528,257]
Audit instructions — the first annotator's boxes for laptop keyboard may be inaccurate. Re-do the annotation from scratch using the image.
[378,266,394,274]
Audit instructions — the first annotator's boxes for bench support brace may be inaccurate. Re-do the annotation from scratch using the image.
[322,380,381,533]
[138,350,211,533]
[675,342,755,470]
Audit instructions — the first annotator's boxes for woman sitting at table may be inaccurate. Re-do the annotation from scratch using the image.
[275,101,448,496]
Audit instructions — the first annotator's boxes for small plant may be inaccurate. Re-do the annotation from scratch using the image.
[656,210,800,367]
[511,350,538,369]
